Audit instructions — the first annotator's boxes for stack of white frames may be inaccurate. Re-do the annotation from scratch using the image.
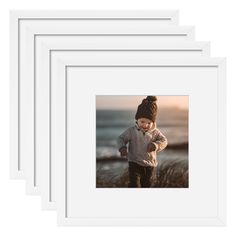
[10,10,226,226]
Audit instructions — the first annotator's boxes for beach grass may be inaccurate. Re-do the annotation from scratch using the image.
[96,158,188,188]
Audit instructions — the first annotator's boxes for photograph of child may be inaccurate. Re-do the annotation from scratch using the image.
[96,95,188,188]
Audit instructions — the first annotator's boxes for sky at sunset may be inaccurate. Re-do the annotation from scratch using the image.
[96,95,188,110]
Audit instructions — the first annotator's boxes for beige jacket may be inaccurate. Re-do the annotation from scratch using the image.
[118,123,168,167]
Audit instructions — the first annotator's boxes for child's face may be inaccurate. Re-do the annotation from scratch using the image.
[137,118,154,132]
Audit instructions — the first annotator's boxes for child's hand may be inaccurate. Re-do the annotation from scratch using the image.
[119,147,128,157]
[147,142,157,152]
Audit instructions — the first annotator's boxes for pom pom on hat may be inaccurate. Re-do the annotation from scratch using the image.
[146,96,157,102]
[135,96,158,122]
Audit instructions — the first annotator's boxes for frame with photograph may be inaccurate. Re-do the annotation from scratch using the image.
[10,10,180,179]
[37,41,210,208]
[53,55,226,226]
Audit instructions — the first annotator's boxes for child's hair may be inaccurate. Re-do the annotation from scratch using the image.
[135,96,158,122]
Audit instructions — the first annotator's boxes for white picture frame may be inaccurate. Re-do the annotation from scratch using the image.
[38,46,210,209]
[53,54,226,226]
[9,10,180,179]
[25,28,196,195]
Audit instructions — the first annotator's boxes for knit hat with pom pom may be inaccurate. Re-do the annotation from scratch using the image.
[135,96,158,122]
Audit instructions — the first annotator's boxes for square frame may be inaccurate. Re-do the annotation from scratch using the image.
[25,27,195,195]
[37,41,210,208]
[53,55,226,226]
[10,10,180,179]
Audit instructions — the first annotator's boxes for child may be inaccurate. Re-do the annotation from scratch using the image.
[118,96,168,188]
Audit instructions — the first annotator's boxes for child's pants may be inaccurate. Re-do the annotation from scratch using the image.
[128,161,154,188]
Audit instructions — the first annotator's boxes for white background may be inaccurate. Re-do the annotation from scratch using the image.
[0,0,235,235]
